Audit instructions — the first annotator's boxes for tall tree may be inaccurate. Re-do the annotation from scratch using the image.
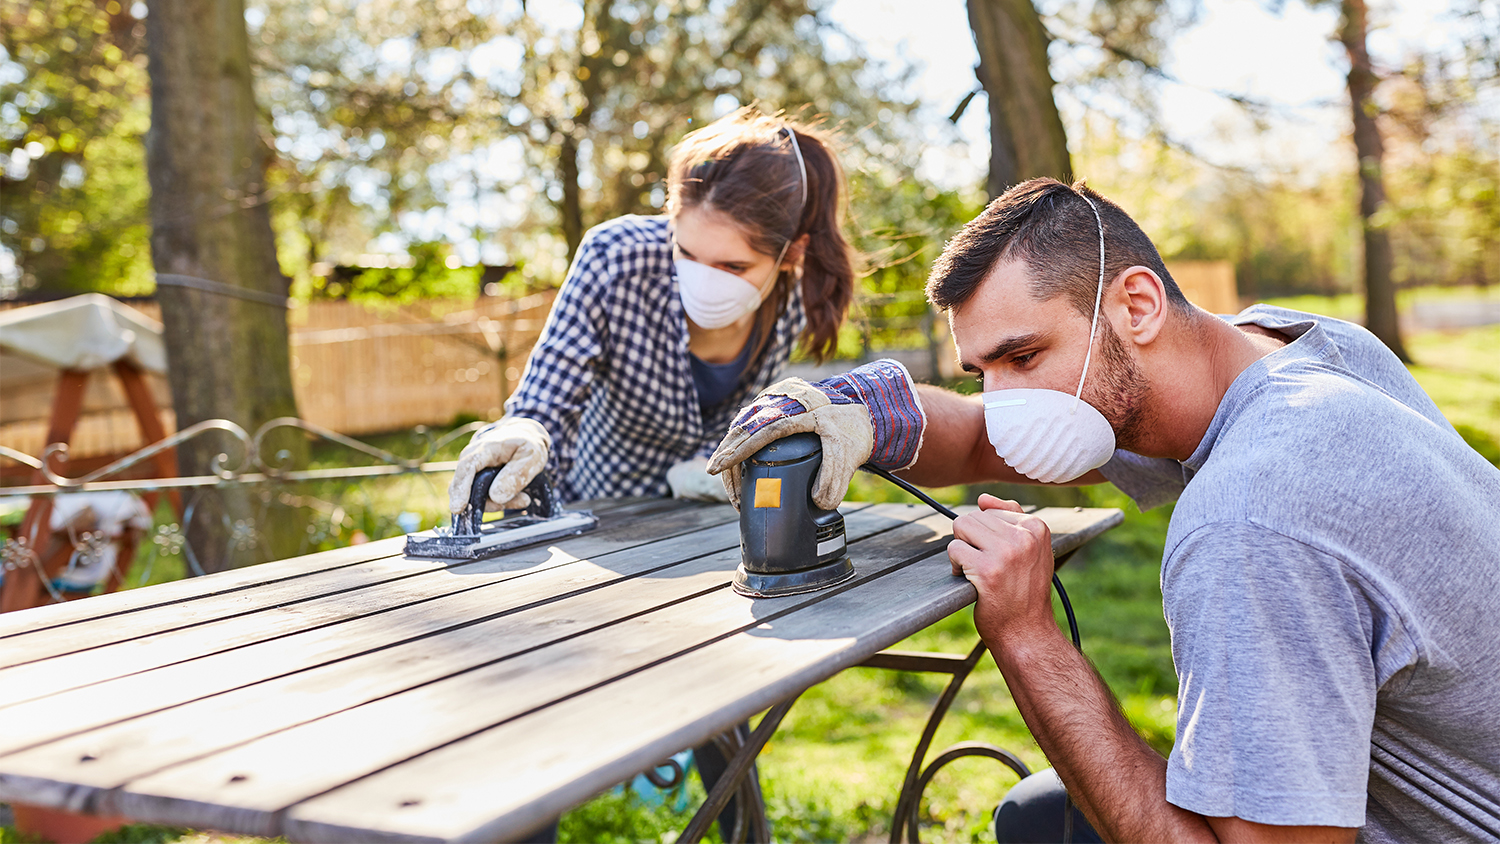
[1338,0,1410,360]
[966,0,1072,196]
[145,0,304,570]
[247,0,919,276]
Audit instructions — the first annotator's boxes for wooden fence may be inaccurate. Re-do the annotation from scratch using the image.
[0,293,555,460]
[2,260,1235,461]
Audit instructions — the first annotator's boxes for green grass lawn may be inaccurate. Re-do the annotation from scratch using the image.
[5,303,1498,844]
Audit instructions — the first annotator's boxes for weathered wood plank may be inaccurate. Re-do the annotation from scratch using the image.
[0,499,723,675]
[0,538,403,641]
[0,498,1122,844]
[1033,507,1125,558]
[283,539,978,844]
[83,508,955,835]
[0,497,671,645]
[0,505,915,811]
[0,502,786,754]
[276,508,1121,844]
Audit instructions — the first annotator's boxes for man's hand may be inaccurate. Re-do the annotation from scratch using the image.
[707,359,925,510]
[948,494,1058,645]
[707,377,873,510]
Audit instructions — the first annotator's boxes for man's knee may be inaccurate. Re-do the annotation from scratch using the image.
[993,768,1102,844]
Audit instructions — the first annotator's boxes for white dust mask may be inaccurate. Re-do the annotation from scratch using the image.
[980,194,1117,483]
[675,258,772,329]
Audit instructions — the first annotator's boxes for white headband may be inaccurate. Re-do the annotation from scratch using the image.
[784,126,808,214]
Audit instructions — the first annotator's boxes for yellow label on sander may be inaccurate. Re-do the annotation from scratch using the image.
[753,477,782,508]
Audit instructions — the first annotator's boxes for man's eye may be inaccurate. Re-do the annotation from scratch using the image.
[1012,352,1038,367]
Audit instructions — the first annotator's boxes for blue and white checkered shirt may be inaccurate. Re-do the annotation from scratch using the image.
[505,215,806,502]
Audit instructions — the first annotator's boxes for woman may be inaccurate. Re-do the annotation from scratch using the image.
[447,108,857,513]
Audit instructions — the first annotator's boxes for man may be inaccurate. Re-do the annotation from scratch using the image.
[708,178,1500,842]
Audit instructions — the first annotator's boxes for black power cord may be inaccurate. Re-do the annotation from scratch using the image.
[861,464,1085,843]
[858,464,1083,653]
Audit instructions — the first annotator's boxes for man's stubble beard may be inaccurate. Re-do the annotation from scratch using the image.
[1085,317,1154,453]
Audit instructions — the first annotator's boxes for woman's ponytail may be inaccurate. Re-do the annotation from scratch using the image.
[789,127,855,362]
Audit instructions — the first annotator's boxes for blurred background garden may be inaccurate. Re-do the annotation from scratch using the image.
[2,0,1497,840]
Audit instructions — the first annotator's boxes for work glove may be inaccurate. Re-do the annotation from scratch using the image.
[666,456,732,503]
[707,359,926,510]
[448,417,552,514]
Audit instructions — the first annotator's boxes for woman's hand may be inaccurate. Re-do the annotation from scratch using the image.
[666,457,732,503]
[448,417,552,514]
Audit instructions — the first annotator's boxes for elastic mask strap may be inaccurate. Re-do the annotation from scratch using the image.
[1073,193,1106,411]
[760,237,792,304]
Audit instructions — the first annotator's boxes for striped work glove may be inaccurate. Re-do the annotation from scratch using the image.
[707,359,927,510]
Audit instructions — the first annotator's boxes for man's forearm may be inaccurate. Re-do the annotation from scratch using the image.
[991,629,1216,843]
[900,385,1010,486]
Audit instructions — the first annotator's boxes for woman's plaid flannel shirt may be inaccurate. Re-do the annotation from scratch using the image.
[504,215,806,502]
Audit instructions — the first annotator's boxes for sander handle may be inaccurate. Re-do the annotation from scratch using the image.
[454,466,504,536]
[453,466,561,536]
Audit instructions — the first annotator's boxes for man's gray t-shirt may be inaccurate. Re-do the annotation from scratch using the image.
[1100,305,1500,840]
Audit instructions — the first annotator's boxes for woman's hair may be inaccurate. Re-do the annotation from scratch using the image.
[666,107,856,363]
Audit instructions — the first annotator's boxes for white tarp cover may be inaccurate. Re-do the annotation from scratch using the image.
[0,293,167,389]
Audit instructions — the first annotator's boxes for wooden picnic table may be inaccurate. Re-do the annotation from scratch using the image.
[0,496,1121,843]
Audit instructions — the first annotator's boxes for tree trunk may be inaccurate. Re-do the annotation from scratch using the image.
[966,0,1072,198]
[559,132,584,262]
[1339,0,1411,361]
[144,0,306,571]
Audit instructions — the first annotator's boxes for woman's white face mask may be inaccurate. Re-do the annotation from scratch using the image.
[979,195,1118,483]
[674,238,787,330]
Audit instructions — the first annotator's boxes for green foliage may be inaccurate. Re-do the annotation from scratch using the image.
[250,0,926,293]
[1406,322,1500,448]
[844,172,987,355]
[0,0,153,297]
[1455,424,1500,466]
[311,242,481,304]
[0,822,46,844]
[87,824,190,844]
[558,784,705,844]
[1074,110,1500,302]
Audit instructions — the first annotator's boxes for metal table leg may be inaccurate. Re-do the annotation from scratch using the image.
[861,641,1032,844]
[679,693,803,844]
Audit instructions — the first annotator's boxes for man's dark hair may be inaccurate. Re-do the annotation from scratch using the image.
[926,178,1191,317]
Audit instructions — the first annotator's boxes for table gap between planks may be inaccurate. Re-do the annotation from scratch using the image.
[0,496,1121,844]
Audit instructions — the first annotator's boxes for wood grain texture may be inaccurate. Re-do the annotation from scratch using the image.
[0,505,901,808]
[0,497,660,646]
[0,503,752,751]
[0,498,698,673]
[0,499,1123,844]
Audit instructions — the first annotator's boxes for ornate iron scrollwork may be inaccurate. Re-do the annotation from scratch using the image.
[39,419,253,487]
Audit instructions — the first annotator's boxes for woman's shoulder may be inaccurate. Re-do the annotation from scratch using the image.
[580,215,671,257]
[562,216,673,308]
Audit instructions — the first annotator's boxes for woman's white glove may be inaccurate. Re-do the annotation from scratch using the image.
[666,456,732,503]
[448,417,552,514]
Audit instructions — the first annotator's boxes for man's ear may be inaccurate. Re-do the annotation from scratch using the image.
[1116,265,1168,346]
